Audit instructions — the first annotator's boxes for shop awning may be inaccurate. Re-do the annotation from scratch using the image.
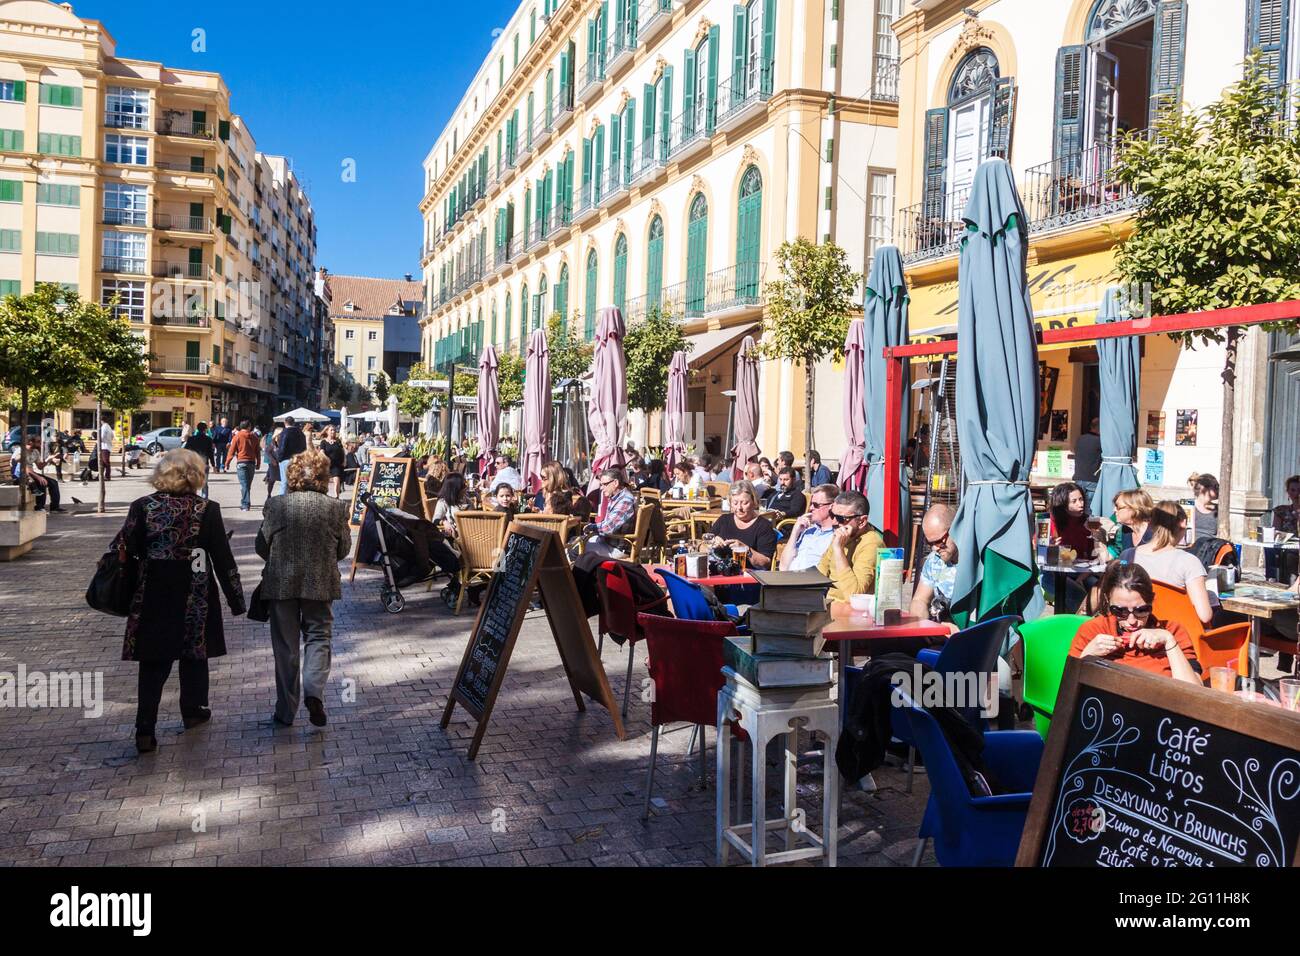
[685,323,758,369]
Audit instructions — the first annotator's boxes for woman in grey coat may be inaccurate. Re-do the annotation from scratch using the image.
[255,449,352,727]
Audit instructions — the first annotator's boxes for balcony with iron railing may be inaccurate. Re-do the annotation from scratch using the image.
[622,262,765,324]
[667,106,710,164]
[156,115,215,140]
[579,52,606,103]
[152,261,213,281]
[604,21,637,76]
[897,185,974,264]
[156,159,218,176]
[602,161,629,205]
[152,313,212,329]
[638,0,674,43]
[872,57,900,103]
[101,255,147,275]
[154,213,212,233]
[715,60,773,132]
[150,356,211,376]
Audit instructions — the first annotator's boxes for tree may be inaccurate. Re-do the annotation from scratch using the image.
[546,312,593,381]
[80,295,150,512]
[372,371,390,405]
[758,237,859,486]
[327,362,369,407]
[496,348,526,407]
[1113,54,1300,537]
[391,362,437,419]
[625,304,691,414]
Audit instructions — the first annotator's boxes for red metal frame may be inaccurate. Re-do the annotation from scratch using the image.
[880,298,1300,543]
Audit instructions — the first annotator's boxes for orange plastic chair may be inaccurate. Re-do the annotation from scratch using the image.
[1151,580,1250,684]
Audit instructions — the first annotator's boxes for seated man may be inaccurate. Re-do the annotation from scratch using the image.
[17,438,63,512]
[908,504,960,633]
[818,491,884,603]
[744,461,771,501]
[491,454,525,491]
[767,467,807,519]
[580,469,639,558]
[778,484,838,571]
[807,450,832,487]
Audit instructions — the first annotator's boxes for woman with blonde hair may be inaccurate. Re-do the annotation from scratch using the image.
[109,449,245,754]
[1109,488,1155,556]
[256,449,352,728]
[533,460,568,511]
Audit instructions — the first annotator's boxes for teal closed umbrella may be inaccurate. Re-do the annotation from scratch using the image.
[949,159,1042,625]
[862,245,909,540]
[1093,286,1140,515]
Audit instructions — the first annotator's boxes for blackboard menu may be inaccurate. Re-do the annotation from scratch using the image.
[1030,664,1300,867]
[454,530,542,716]
[348,462,374,528]
[368,458,411,512]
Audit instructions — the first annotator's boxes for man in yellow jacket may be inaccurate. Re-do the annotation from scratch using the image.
[817,490,885,602]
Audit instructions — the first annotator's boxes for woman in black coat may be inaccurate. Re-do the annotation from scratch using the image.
[110,449,245,753]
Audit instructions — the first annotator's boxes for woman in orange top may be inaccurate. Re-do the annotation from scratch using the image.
[1069,560,1201,684]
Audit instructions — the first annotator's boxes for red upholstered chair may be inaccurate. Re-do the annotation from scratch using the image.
[636,613,743,820]
[596,561,669,718]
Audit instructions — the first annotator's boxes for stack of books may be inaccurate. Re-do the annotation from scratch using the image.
[722,570,834,689]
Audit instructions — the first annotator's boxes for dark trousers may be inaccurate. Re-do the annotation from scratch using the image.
[214,443,229,472]
[136,658,209,733]
[31,476,60,511]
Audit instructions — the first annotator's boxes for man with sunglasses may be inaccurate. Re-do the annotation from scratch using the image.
[778,484,839,571]
[909,504,961,633]
[817,490,885,603]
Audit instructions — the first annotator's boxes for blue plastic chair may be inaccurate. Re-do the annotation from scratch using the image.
[658,569,741,622]
[891,688,1042,866]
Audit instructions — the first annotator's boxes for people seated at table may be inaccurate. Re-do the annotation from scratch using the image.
[909,504,960,633]
[1121,499,1216,627]
[1189,472,1219,540]
[1273,474,1300,535]
[638,458,670,492]
[432,472,469,536]
[1041,480,1104,609]
[709,480,777,570]
[580,468,640,558]
[1070,560,1201,684]
[807,450,832,487]
[533,460,569,511]
[777,483,838,571]
[766,466,807,519]
[490,481,523,515]
[1109,488,1155,556]
[758,457,776,486]
[491,453,525,492]
[743,461,771,501]
[819,490,885,602]
[668,460,704,498]
[693,454,720,483]
[776,451,803,491]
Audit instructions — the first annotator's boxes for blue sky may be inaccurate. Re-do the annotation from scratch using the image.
[73,0,519,279]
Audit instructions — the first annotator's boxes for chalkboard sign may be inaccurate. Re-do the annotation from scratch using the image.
[367,456,414,513]
[441,523,625,759]
[1017,659,1300,867]
[348,461,375,529]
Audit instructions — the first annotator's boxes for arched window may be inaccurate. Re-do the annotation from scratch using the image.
[526,91,535,148]
[736,167,763,299]
[612,233,627,318]
[585,249,598,340]
[535,274,548,331]
[646,216,664,309]
[518,285,527,342]
[555,264,569,332]
[692,37,709,135]
[685,193,708,317]
[504,292,513,346]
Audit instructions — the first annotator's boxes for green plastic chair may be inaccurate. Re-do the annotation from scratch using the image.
[1019,614,1089,740]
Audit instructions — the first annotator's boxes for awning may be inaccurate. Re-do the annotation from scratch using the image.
[685,323,758,369]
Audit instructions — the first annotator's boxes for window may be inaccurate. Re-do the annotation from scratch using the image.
[0,129,23,152]
[37,183,78,207]
[686,194,708,315]
[504,292,513,344]
[0,279,20,297]
[874,0,902,97]
[345,355,354,369]
[613,233,627,316]
[37,132,80,156]
[368,373,376,386]
[646,216,664,307]
[104,134,148,165]
[39,83,81,108]
[103,183,146,225]
[102,231,146,273]
[585,249,598,340]
[368,330,378,340]
[745,0,766,95]
[0,179,21,203]
[0,80,25,102]
[102,279,145,323]
[0,229,20,252]
[35,232,78,256]
[555,263,569,327]
[519,283,528,337]
[535,274,548,330]
[367,356,376,370]
[736,166,762,297]
[345,329,355,340]
[105,86,148,128]
[693,37,709,134]
[866,169,895,270]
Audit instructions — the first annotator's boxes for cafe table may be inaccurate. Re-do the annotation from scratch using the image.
[1217,580,1299,679]
[644,565,757,589]
[1038,560,1107,610]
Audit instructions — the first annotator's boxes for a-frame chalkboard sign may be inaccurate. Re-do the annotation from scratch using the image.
[1016,658,1300,867]
[441,522,626,759]
[348,456,417,582]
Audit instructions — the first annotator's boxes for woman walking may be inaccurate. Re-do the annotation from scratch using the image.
[263,424,283,502]
[318,425,346,498]
[109,449,245,753]
[256,450,351,727]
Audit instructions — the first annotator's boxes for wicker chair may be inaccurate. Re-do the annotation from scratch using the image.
[638,487,662,502]
[607,502,656,563]
[445,511,508,614]
[689,512,723,540]
[706,480,731,499]
[514,512,578,547]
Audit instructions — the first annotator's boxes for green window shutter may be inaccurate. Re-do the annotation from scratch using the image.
[988,77,1015,159]
[647,220,663,305]
[613,235,627,316]
[525,188,532,238]
[560,46,572,108]
[526,93,534,147]
[0,279,20,297]
[0,179,22,202]
[609,111,621,186]
[582,136,592,194]
[686,201,707,314]
[556,267,568,321]
[921,107,948,220]
[0,229,20,251]
[737,169,762,297]
[683,47,697,136]
[593,125,605,201]
[598,2,608,68]
[545,70,554,125]
[659,67,673,161]
[825,138,834,162]
[627,0,638,46]
[585,251,598,337]
[564,152,575,213]
[40,83,81,107]
[824,186,832,209]
[499,56,505,87]
[514,33,520,67]
[1151,0,1188,128]
[830,44,838,67]
[1052,46,1085,170]
[762,0,776,94]
[642,82,655,160]
[587,17,597,64]
[37,182,78,206]
[0,129,22,152]
[11,80,23,102]
[832,0,839,18]
[36,132,49,153]
[706,25,720,133]
[218,120,230,140]
[190,155,204,172]
[36,232,77,255]
[623,100,635,179]
[190,201,203,218]
[732,5,747,108]
[193,110,207,128]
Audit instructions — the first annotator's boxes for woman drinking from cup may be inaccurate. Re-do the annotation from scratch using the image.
[709,480,776,570]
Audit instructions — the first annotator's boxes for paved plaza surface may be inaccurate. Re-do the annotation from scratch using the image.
[0,467,932,867]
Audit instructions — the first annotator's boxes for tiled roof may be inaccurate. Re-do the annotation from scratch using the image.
[324,274,423,321]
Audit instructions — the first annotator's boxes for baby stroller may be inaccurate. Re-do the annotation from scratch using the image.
[357,492,439,614]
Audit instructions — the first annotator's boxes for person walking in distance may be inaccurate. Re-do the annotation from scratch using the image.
[99,415,115,482]
[256,450,351,727]
[183,422,216,499]
[225,419,261,511]
[274,416,307,496]
[210,416,232,474]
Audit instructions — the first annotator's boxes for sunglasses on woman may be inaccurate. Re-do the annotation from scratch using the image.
[1109,604,1152,619]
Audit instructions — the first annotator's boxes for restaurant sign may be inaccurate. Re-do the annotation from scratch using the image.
[146,383,186,399]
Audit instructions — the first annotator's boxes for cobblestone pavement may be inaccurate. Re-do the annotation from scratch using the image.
[0,466,932,867]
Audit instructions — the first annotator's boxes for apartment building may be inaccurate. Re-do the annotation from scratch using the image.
[892,0,1291,534]
[0,0,323,434]
[419,0,902,456]
[328,273,424,392]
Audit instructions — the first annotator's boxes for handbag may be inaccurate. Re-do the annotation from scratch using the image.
[247,582,270,622]
[86,548,139,617]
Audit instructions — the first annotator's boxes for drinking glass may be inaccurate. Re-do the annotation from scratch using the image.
[733,543,749,571]
[1209,666,1236,693]
[1280,678,1300,711]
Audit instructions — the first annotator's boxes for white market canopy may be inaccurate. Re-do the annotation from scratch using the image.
[273,407,329,422]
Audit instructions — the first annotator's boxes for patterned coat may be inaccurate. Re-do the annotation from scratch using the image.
[255,491,352,602]
[111,493,246,662]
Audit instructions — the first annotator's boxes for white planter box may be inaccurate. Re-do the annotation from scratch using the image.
[0,508,46,560]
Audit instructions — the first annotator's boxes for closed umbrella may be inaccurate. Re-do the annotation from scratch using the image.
[863,247,910,535]
[339,405,349,440]
[386,394,399,439]
[587,306,627,487]
[1093,285,1140,514]
[477,345,501,478]
[837,319,868,492]
[948,159,1043,625]
[664,350,688,474]
[522,327,551,493]
[730,335,760,477]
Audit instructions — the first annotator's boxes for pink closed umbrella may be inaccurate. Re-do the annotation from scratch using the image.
[663,350,688,473]
[586,306,627,488]
[476,345,500,479]
[838,318,868,491]
[729,335,760,478]
[522,328,551,494]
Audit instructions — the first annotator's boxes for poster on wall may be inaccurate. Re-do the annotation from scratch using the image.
[1145,410,1165,446]
[1046,448,1064,478]
[1144,447,1165,485]
[1176,409,1198,446]
[1050,410,1069,442]
[1038,363,1060,439]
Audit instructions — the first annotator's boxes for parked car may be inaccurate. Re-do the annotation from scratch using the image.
[3,424,42,451]
[136,426,185,455]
